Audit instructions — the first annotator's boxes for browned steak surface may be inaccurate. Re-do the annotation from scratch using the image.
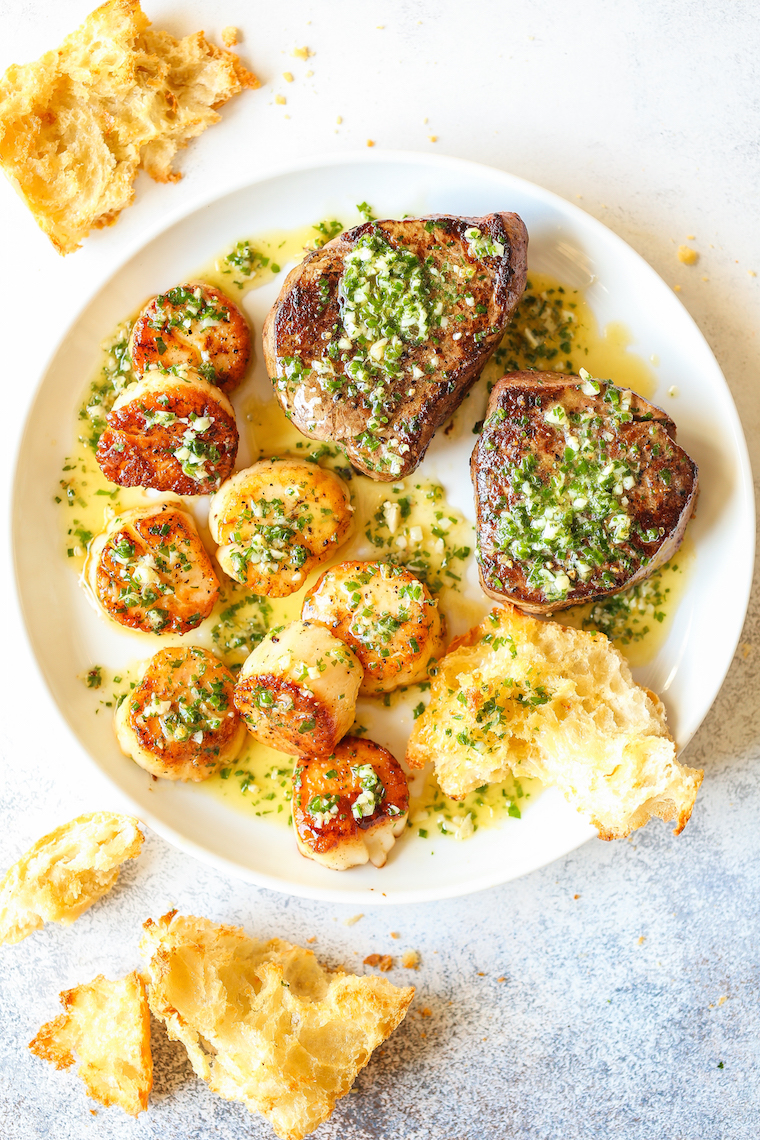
[471,371,699,613]
[263,213,528,480]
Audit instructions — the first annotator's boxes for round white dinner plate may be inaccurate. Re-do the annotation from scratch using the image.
[12,152,755,904]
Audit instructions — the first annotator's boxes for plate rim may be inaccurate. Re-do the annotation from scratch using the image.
[11,148,756,905]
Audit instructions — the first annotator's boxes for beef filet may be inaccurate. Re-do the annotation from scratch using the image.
[471,370,699,613]
[262,213,528,480]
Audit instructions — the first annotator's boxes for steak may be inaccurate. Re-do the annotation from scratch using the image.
[262,213,528,480]
[471,370,699,613]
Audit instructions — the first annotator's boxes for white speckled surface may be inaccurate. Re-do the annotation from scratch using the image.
[2,0,760,1135]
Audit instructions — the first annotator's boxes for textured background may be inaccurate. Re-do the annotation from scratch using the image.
[1,1,760,1137]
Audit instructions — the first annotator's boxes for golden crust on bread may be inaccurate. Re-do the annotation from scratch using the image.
[29,971,152,1116]
[0,812,143,945]
[406,604,703,839]
[140,911,414,1140]
[0,0,258,254]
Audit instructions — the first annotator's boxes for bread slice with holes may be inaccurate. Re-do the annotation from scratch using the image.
[406,604,703,839]
[29,971,152,1116]
[141,910,414,1140]
[0,0,258,253]
[0,812,143,945]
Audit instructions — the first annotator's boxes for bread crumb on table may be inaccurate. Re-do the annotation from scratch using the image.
[221,25,238,47]
[292,45,313,59]
[275,94,286,105]
[344,914,363,927]
[367,139,375,147]
[364,953,393,971]
[282,71,294,82]
[677,245,699,265]
[402,950,420,969]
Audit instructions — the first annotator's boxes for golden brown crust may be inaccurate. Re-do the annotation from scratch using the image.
[29,971,152,1116]
[89,503,219,635]
[140,911,413,1140]
[96,376,238,494]
[115,646,246,781]
[234,671,339,755]
[293,737,409,869]
[130,283,251,393]
[301,561,444,694]
[0,0,258,253]
[406,604,703,839]
[0,813,143,945]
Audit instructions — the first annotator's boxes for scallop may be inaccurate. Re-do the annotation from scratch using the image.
[233,620,362,756]
[301,561,445,694]
[114,646,245,781]
[84,503,219,635]
[130,282,251,393]
[292,737,409,870]
[208,458,353,597]
[96,374,238,495]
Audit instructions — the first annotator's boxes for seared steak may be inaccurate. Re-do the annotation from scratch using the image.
[471,371,699,613]
[263,213,528,480]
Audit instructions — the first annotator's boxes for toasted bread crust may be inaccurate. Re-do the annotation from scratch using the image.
[264,213,527,479]
[0,0,258,253]
[29,971,152,1116]
[472,371,699,612]
[406,604,703,839]
[140,911,414,1140]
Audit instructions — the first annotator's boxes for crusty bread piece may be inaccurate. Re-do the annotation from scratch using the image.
[29,971,152,1116]
[0,0,258,254]
[0,812,143,945]
[406,605,703,839]
[140,911,414,1140]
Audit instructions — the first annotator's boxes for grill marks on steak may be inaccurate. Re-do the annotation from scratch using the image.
[262,213,528,480]
[471,371,699,613]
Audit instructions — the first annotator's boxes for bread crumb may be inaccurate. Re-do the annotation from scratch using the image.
[344,914,363,927]
[420,1007,432,1017]
[282,71,294,82]
[476,971,486,976]
[428,135,438,142]
[674,284,682,292]
[307,936,317,943]
[717,995,728,1007]
[749,270,757,277]
[292,46,314,59]
[275,95,287,105]
[740,642,752,659]
[638,935,647,945]
[686,234,696,240]
[402,950,420,969]
[306,70,314,77]
[497,976,506,982]
[390,931,400,939]
[364,953,393,972]
[367,139,376,147]
[573,893,581,900]
[701,275,709,281]
[222,26,238,47]
[677,245,699,265]
[336,115,343,124]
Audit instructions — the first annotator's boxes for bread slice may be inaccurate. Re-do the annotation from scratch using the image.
[406,604,703,839]
[140,911,414,1140]
[29,971,152,1116]
[0,0,258,254]
[0,812,143,945]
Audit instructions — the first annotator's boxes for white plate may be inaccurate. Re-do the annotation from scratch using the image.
[12,152,755,904]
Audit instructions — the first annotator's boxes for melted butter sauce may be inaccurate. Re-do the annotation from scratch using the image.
[61,236,692,843]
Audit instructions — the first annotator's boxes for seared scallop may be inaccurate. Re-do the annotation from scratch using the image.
[208,458,353,597]
[234,620,362,756]
[130,282,251,393]
[292,737,409,870]
[114,646,245,781]
[302,561,444,694]
[96,374,238,495]
[85,503,219,635]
